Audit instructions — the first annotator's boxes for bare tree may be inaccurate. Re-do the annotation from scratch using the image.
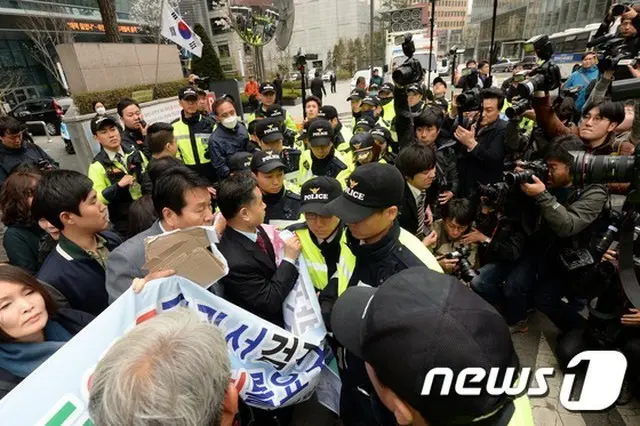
[97,0,122,43]
[0,71,23,114]
[18,14,73,90]
[131,0,180,35]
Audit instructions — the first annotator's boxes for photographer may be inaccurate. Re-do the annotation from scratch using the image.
[427,198,478,277]
[520,142,608,332]
[454,88,508,200]
[562,52,599,112]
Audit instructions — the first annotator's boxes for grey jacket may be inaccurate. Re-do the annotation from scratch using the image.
[105,221,163,303]
[533,185,608,239]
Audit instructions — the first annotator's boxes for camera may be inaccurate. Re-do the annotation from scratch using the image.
[478,182,510,207]
[455,67,483,112]
[126,150,144,183]
[570,150,638,186]
[505,97,531,120]
[392,33,425,87]
[611,77,640,102]
[36,159,55,172]
[282,127,297,148]
[504,159,549,186]
[518,35,562,98]
[445,246,477,283]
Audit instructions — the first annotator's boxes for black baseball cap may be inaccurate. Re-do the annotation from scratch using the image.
[326,162,404,223]
[178,86,198,100]
[369,83,380,91]
[433,76,448,88]
[318,105,338,120]
[250,150,285,173]
[347,88,367,101]
[331,267,519,425]
[353,116,376,133]
[298,120,312,141]
[349,132,375,152]
[259,82,276,94]
[407,83,422,94]
[371,126,393,145]
[265,104,285,121]
[255,118,283,143]
[91,115,120,134]
[380,82,395,94]
[308,119,334,147]
[361,96,380,107]
[227,152,253,173]
[300,176,343,216]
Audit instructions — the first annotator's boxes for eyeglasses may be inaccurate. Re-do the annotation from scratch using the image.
[581,114,610,125]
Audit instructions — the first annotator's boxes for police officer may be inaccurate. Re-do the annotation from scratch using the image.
[317,105,351,155]
[349,132,384,168]
[288,176,355,328]
[88,115,148,237]
[378,82,396,123]
[251,150,301,227]
[347,88,367,128]
[172,86,215,183]
[370,126,397,164]
[255,118,299,187]
[324,162,442,426]
[246,82,297,134]
[431,76,449,112]
[407,83,426,114]
[297,119,350,187]
[360,95,391,131]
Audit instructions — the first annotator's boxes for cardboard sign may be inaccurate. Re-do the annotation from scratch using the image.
[143,227,228,288]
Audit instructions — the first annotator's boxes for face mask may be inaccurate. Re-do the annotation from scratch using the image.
[361,110,375,120]
[95,107,106,115]
[369,91,378,97]
[380,97,393,106]
[221,115,238,129]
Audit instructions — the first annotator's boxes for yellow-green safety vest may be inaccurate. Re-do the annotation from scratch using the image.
[173,118,211,166]
[296,227,355,295]
[297,150,352,188]
[88,150,148,205]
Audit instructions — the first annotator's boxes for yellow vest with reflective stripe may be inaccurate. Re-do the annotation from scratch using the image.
[173,118,210,165]
[297,150,351,188]
[296,227,355,295]
[382,99,396,123]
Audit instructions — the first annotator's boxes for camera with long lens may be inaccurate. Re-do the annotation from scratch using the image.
[611,77,640,102]
[445,246,477,283]
[392,33,425,87]
[455,67,483,112]
[518,35,562,99]
[504,160,549,186]
[478,182,510,207]
[569,149,638,186]
[505,97,531,119]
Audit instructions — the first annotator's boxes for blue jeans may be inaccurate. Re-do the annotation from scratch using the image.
[534,272,587,333]
[471,262,513,306]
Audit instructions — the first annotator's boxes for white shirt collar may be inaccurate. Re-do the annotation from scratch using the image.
[105,147,125,162]
[318,227,340,245]
[231,226,258,243]
[407,182,423,203]
[158,221,168,234]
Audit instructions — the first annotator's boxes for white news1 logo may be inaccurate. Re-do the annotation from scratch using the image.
[421,351,628,411]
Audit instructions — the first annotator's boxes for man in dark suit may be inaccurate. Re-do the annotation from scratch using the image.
[395,144,438,246]
[217,172,301,328]
[106,166,214,302]
[310,71,327,102]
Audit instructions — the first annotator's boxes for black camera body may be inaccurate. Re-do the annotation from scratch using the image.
[126,150,144,183]
[282,127,297,148]
[517,35,561,98]
[478,182,510,207]
[455,68,483,112]
[445,246,477,283]
[504,159,549,186]
[392,33,425,87]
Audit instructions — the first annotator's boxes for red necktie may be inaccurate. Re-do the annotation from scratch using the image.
[256,232,268,255]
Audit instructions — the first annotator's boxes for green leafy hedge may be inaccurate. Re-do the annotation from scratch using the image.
[282,80,302,90]
[73,79,188,115]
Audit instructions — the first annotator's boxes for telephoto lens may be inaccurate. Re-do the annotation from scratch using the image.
[505,98,531,119]
[517,74,546,99]
[570,151,635,186]
[504,169,535,186]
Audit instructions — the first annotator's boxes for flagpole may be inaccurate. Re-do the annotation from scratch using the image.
[153,0,166,97]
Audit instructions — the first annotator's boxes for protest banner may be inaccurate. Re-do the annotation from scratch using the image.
[0,260,340,425]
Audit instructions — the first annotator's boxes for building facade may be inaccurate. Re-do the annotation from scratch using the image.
[0,0,144,106]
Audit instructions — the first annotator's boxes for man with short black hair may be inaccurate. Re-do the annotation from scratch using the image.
[431,76,449,112]
[319,105,352,154]
[331,267,534,426]
[172,86,215,183]
[0,116,57,186]
[32,170,122,315]
[117,98,149,156]
[147,122,178,160]
[245,83,297,133]
[310,71,327,101]
[347,88,367,127]
[429,198,478,275]
[454,88,508,200]
[105,167,214,301]
[252,150,301,226]
[88,115,148,237]
[395,144,437,241]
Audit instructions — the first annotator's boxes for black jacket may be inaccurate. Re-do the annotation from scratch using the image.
[0,308,94,399]
[310,77,326,98]
[217,226,298,327]
[263,188,301,224]
[0,142,58,186]
[37,232,122,316]
[120,127,149,157]
[434,135,461,196]
[459,119,507,199]
[398,182,427,238]
[308,149,349,179]
[207,122,250,180]
[475,212,527,265]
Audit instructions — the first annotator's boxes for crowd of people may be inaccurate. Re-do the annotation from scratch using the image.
[0,5,639,425]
